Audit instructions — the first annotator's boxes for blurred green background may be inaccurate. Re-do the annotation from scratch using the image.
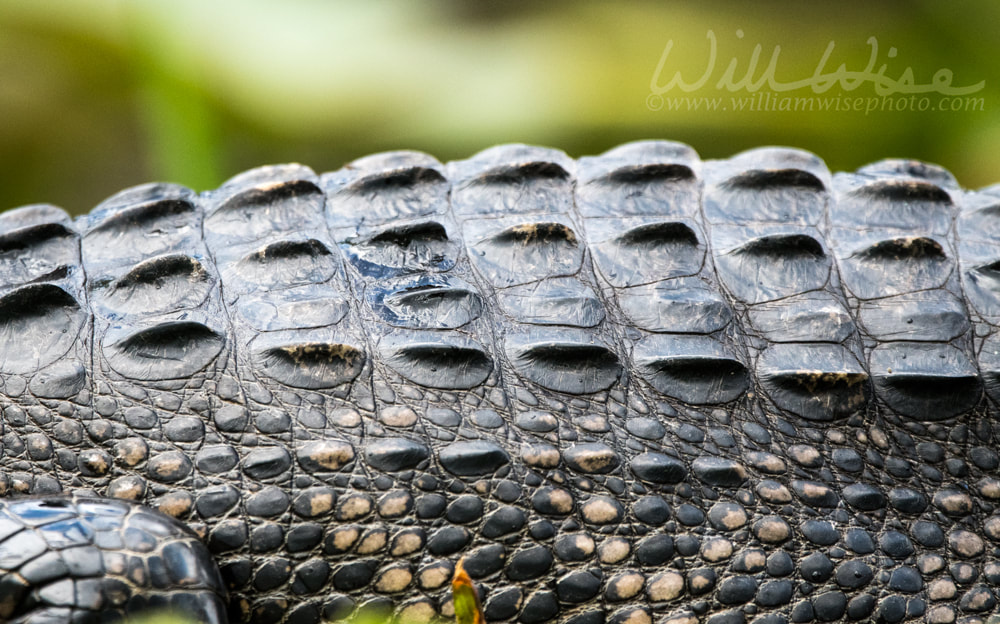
[1,0,996,215]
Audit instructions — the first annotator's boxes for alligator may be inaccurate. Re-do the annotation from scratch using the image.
[1,141,999,624]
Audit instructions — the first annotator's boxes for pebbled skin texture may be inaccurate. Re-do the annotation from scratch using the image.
[2,141,1000,624]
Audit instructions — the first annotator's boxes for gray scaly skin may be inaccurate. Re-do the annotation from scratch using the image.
[1,142,1000,624]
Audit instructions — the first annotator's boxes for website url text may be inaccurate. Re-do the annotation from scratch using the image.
[646,93,986,114]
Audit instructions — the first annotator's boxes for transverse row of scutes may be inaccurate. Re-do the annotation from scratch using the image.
[1,142,999,426]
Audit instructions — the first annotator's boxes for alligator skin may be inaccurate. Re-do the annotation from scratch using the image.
[2,142,1000,624]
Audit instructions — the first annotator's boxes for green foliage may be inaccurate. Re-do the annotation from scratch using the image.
[127,614,200,624]
[122,558,485,623]
[0,1,996,213]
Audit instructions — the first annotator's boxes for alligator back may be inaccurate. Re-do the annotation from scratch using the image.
[1,142,1000,624]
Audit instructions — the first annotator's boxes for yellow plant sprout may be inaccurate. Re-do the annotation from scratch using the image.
[451,558,485,624]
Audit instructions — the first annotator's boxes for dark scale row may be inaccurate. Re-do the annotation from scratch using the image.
[2,143,1000,624]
